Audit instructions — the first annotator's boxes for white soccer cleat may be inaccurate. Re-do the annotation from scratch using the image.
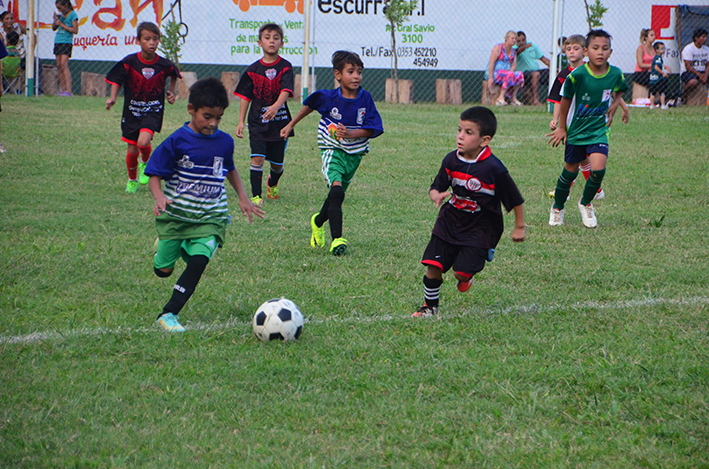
[578,201,597,228]
[549,206,565,226]
[594,188,605,200]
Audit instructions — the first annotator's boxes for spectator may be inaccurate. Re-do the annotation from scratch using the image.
[0,11,27,61]
[634,28,655,87]
[680,28,709,102]
[515,31,551,105]
[486,30,524,106]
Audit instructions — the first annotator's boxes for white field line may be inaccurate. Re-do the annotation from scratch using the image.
[1,295,708,346]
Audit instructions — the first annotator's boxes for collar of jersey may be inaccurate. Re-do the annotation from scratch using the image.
[260,56,282,66]
[137,52,159,65]
[337,87,363,101]
[457,146,491,163]
[583,62,611,79]
[183,122,220,138]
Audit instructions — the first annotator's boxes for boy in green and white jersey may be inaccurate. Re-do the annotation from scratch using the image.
[546,29,628,228]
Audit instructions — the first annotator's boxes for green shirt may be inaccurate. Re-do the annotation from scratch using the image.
[563,63,628,146]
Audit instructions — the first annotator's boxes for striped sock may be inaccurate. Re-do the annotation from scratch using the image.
[423,275,442,307]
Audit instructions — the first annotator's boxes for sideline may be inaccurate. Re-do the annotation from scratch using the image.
[2,296,708,345]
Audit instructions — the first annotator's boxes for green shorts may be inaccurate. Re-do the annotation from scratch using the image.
[321,148,365,191]
[154,236,219,269]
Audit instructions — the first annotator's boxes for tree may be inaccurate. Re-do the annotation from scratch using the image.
[583,0,608,30]
[383,0,418,102]
[158,19,183,66]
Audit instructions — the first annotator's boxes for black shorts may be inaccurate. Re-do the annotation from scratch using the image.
[681,71,701,83]
[564,143,609,164]
[421,234,488,277]
[53,43,72,58]
[648,80,667,96]
[633,71,650,86]
[249,139,288,165]
[121,112,163,144]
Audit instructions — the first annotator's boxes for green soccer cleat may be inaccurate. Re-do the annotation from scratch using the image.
[250,195,263,206]
[156,313,185,332]
[310,213,325,248]
[138,162,149,185]
[125,180,139,193]
[330,237,348,256]
[266,176,279,199]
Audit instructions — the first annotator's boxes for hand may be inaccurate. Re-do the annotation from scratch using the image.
[487,77,494,89]
[335,123,348,139]
[545,127,566,147]
[430,190,451,208]
[239,198,265,224]
[621,107,629,124]
[166,91,176,105]
[235,122,245,139]
[153,195,172,216]
[512,225,526,242]
[549,118,558,131]
[279,124,292,140]
[262,104,279,122]
[105,98,116,110]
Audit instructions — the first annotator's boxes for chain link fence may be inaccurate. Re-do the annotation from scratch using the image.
[5,1,709,106]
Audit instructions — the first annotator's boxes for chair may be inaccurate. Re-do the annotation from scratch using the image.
[2,56,23,94]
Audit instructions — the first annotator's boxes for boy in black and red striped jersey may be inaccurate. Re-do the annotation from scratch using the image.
[413,107,526,318]
[105,22,181,193]
[234,23,294,206]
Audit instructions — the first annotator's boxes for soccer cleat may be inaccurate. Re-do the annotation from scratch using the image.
[548,189,570,201]
[156,313,185,332]
[412,305,439,318]
[250,195,263,206]
[0,143,6,153]
[125,180,139,193]
[457,277,474,292]
[593,188,605,200]
[330,237,348,256]
[138,162,149,185]
[266,176,279,199]
[549,206,565,226]
[310,213,325,248]
[578,201,597,228]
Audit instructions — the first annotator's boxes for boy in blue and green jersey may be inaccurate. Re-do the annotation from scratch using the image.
[546,29,628,229]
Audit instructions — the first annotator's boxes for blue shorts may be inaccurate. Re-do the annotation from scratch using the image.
[564,143,608,164]
[250,139,288,165]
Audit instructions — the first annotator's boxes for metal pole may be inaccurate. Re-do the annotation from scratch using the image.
[548,0,562,112]
[302,0,312,102]
[26,0,36,96]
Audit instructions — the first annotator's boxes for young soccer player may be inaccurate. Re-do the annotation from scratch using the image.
[105,22,181,193]
[280,50,383,256]
[234,23,294,206]
[144,77,264,332]
[413,107,526,318]
[649,41,671,109]
[546,30,628,229]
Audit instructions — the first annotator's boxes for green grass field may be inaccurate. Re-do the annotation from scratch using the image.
[1,94,708,468]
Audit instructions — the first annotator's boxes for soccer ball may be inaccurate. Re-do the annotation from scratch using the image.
[252,298,304,342]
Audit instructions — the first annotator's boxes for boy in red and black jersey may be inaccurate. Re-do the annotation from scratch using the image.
[105,22,181,193]
[234,23,294,205]
[413,107,526,318]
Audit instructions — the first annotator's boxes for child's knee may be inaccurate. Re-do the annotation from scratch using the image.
[154,267,173,278]
[425,265,443,280]
[329,184,345,205]
[251,156,265,166]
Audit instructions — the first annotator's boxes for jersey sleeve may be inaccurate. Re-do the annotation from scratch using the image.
[495,171,524,213]
[144,133,177,179]
[430,157,451,193]
[167,60,182,80]
[303,90,328,115]
[361,94,383,138]
[548,72,564,103]
[105,57,127,87]
[222,134,236,172]
[562,72,577,100]
[234,67,254,101]
[613,67,629,93]
[281,64,294,97]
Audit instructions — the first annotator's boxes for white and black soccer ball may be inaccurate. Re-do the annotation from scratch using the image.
[252,298,304,342]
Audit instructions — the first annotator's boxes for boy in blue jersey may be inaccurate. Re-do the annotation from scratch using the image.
[145,78,264,332]
[546,30,628,229]
[280,51,383,256]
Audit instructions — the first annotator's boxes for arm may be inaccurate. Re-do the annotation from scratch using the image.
[619,98,629,124]
[51,13,59,31]
[605,92,625,127]
[546,96,570,146]
[262,90,290,122]
[280,105,314,139]
[550,101,561,130]
[235,98,249,138]
[487,45,500,88]
[540,56,551,68]
[148,175,171,216]
[226,169,265,224]
[511,204,526,242]
[166,77,177,105]
[510,54,517,73]
[336,125,373,140]
[58,18,78,35]
[429,188,450,208]
[106,83,120,110]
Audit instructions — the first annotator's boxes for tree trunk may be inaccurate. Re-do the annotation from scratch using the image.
[390,20,399,102]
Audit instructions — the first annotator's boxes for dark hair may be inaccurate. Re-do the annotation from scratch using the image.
[0,11,11,21]
[586,29,612,48]
[516,31,526,38]
[258,22,283,41]
[653,41,665,51]
[6,30,19,46]
[189,77,229,110]
[55,0,73,10]
[137,22,161,39]
[331,50,363,71]
[460,107,497,139]
[693,28,708,41]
